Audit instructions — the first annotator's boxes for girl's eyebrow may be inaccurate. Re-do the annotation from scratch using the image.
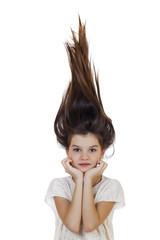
[71,144,99,148]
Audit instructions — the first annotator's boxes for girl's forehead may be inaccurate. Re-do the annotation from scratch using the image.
[70,133,100,145]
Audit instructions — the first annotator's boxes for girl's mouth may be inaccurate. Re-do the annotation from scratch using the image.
[79,163,91,167]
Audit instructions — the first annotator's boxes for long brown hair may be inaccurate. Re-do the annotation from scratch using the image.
[54,15,115,152]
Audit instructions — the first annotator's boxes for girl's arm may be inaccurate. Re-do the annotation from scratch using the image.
[54,158,83,233]
[82,161,115,232]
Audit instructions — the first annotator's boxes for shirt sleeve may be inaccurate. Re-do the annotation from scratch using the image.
[95,179,125,210]
[44,178,70,210]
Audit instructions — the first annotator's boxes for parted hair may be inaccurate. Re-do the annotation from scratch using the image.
[54,15,115,151]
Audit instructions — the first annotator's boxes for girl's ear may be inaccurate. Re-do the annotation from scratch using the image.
[100,150,105,160]
[66,150,69,157]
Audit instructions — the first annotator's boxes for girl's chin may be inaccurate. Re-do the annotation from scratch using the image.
[80,168,89,173]
[76,165,94,172]
[72,163,97,172]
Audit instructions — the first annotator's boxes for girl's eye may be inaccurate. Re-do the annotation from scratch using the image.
[73,148,96,152]
[90,149,96,152]
[73,148,80,152]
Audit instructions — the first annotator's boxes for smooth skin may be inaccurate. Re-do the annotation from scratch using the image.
[54,133,115,233]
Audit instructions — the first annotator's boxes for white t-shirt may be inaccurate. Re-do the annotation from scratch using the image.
[45,175,125,240]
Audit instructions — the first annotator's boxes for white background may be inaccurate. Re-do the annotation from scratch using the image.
[0,0,160,239]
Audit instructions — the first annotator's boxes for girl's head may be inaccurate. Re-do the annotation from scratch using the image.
[54,15,115,155]
[66,133,105,172]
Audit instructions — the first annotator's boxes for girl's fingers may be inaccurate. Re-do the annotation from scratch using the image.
[61,158,68,165]
[102,162,108,172]
[61,157,72,165]
[98,161,108,172]
[61,157,73,173]
[65,160,73,169]
[61,158,69,170]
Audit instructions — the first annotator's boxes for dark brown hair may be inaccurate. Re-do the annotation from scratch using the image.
[54,15,115,152]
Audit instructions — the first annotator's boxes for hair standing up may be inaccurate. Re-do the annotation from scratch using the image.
[54,15,115,152]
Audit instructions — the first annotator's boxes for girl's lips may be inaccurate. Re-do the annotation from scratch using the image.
[79,163,91,166]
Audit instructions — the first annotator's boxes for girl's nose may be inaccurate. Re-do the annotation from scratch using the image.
[81,152,89,160]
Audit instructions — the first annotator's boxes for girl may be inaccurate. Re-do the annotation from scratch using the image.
[45,16,125,240]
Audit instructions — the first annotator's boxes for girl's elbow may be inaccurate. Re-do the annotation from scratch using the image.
[83,227,93,233]
[66,223,80,233]
[70,226,80,233]
[83,224,97,233]
[63,217,80,233]
[83,227,90,233]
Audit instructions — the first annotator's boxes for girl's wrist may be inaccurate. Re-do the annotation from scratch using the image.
[84,174,102,187]
[74,174,83,184]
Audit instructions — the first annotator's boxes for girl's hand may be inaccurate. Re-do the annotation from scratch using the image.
[61,157,83,182]
[84,160,108,183]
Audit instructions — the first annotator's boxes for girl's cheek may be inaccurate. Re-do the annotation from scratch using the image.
[71,161,76,167]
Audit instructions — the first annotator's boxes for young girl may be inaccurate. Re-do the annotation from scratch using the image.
[45,16,125,240]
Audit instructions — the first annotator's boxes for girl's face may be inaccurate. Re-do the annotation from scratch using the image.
[66,133,105,173]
